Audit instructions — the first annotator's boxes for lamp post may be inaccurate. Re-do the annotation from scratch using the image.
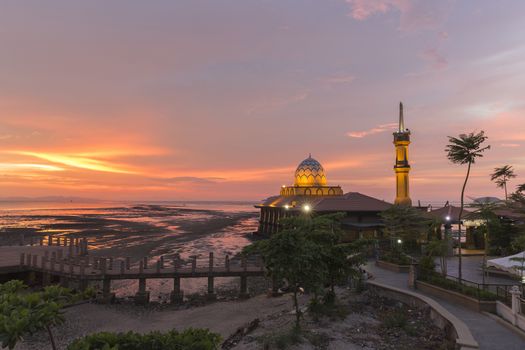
[444,215,453,258]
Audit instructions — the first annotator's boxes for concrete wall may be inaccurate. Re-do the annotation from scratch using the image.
[496,301,525,332]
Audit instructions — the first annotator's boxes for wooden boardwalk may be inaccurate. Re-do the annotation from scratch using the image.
[0,237,268,304]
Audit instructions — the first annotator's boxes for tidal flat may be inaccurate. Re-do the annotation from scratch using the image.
[0,202,260,297]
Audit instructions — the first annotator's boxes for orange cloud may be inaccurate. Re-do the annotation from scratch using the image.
[347,123,397,138]
[8,151,138,174]
[0,163,64,172]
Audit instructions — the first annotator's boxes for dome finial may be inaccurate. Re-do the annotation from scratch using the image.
[309,152,311,158]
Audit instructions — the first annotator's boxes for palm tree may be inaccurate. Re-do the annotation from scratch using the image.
[516,183,525,194]
[445,131,490,283]
[490,165,516,200]
[468,199,498,285]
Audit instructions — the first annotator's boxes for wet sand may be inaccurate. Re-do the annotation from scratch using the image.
[0,204,260,296]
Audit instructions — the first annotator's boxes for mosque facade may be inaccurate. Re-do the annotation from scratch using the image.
[255,103,412,238]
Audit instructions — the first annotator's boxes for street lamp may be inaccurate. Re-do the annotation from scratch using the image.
[397,239,402,244]
[302,204,311,213]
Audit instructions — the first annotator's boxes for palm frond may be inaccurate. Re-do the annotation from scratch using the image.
[445,131,490,165]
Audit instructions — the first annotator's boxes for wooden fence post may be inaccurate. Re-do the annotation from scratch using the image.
[209,252,214,272]
[191,256,197,274]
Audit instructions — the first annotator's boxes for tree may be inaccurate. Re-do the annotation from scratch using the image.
[467,200,499,284]
[244,225,326,329]
[445,131,490,283]
[244,213,367,329]
[490,165,516,200]
[380,204,431,252]
[299,213,367,294]
[426,239,448,277]
[0,281,73,350]
[516,183,525,194]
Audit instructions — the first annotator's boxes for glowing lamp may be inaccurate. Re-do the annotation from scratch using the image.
[445,215,451,221]
[303,204,311,212]
[284,204,289,210]
[397,239,402,244]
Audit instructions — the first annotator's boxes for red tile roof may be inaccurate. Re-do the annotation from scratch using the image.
[255,192,391,212]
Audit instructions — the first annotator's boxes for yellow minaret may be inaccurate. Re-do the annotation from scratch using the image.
[393,102,412,206]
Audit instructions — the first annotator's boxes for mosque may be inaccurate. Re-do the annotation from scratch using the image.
[255,103,412,239]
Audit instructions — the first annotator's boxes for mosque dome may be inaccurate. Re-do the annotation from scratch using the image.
[294,155,328,187]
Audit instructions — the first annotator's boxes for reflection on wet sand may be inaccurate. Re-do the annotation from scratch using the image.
[0,203,259,298]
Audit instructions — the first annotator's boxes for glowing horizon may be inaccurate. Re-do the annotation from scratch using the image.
[1,1,524,204]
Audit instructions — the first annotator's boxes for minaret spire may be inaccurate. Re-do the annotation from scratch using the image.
[399,101,404,132]
[393,102,412,206]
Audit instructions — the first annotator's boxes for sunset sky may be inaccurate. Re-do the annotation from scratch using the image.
[1,1,525,203]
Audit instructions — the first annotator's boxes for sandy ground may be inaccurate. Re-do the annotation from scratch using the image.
[13,286,449,350]
[15,293,310,350]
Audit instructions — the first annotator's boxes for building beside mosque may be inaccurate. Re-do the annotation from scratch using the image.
[255,103,412,238]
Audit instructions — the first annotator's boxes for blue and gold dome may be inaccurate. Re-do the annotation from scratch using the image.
[294,155,328,187]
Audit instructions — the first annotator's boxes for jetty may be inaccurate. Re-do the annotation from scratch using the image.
[0,236,267,304]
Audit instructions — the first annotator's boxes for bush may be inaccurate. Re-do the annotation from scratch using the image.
[382,309,417,336]
[259,326,302,350]
[380,251,412,265]
[308,295,349,321]
[418,256,435,275]
[67,328,221,350]
[421,274,497,301]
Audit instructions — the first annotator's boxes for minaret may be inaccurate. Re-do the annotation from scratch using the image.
[393,102,412,206]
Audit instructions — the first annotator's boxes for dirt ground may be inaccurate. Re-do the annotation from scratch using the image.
[14,287,450,350]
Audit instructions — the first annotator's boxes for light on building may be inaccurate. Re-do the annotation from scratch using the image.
[303,204,311,213]
[397,239,402,244]
[284,204,289,210]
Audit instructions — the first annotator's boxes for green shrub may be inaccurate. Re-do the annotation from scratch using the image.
[380,251,412,265]
[67,328,221,350]
[421,274,497,301]
[418,256,435,274]
[259,326,302,350]
[308,296,349,321]
[382,309,417,336]
[382,309,408,329]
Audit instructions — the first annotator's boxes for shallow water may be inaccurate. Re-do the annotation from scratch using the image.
[0,201,261,298]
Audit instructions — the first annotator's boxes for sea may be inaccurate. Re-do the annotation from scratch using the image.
[0,200,261,299]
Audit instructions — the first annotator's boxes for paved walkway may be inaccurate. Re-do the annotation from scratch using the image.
[365,261,525,350]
